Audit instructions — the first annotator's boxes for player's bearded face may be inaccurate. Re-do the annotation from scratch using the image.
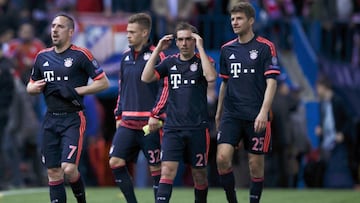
[51,17,72,46]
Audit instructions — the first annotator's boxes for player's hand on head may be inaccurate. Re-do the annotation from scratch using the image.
[191,33,203,49]
[158,34,173,50]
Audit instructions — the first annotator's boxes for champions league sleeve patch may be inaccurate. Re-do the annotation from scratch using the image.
[92,59,100,68]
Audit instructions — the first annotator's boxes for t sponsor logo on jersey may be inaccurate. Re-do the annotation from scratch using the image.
[170,73,197,89]
[230,63,241,78]
[230,63,255,78]
[249,50,258,60]
[64,57,73,68]
[43,71,69,81]
[229,53,236,59]
[43,61,49,66]
[143,52,151,60]
[170,74,181,89]
[44,71,55,82]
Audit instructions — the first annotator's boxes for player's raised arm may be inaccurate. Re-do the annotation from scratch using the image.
[141,34,173,83]
[192,33,217,82]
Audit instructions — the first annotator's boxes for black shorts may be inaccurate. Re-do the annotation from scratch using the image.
[217,115,272,154]
[161,128,210,168]
[41,111,86,168]
[109,126,161,166]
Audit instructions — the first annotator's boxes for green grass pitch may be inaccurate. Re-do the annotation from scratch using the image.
[0,187,359,203]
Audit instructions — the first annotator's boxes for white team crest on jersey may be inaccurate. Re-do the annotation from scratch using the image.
[190,63,198,72]
[143,52,151,60]
[249,50,258,60]
[64,58,73,67]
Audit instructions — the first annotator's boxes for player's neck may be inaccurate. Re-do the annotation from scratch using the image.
[179,52,194,61]
[238,31,254,44]
[134,40,149,52]
[55,42,72,53]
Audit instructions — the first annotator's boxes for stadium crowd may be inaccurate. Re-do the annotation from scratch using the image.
[0,0,360,191]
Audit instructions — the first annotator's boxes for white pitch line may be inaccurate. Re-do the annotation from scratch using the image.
[0,187,47,197]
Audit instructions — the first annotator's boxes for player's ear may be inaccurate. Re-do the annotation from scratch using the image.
[249,17,255,25]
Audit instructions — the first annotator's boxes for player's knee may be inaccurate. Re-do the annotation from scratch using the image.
[216,153,231,170]
[192,168,207,185]
[161,164,177,179]
[149,164,161,172]
[109,157,126,168]
[47,168,64,181]
[248,159,264,177]
[62,163,77,176]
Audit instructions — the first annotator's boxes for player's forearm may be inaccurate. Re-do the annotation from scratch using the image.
[198,47,217,82]
[26,82,41,95]
[76,75,109,95]
[26,79,45,95]
[215,81,227,118]
[142,49,160,82]
[259,78,277,115]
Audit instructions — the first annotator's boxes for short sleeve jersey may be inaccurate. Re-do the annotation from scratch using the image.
[155,54,211,130]
[219,36,281,121]
[31,45,104,112]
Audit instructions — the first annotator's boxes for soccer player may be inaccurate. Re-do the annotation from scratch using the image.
[215,2,280,203]
[142,22,217,203]
[26,14,109,203]
[109,13,168,203]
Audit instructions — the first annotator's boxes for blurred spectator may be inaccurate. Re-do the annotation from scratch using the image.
[288,85,311,187]
[194,0,214,15]
[151,0,195,41]
[0,0,20,41]
[75,0,104,13]
[106,0,151,15]
[0,42,15,190]
[315,74,354,188]
[261,0,294,49]
[267,77,297,187]
[351,0,360,67]
[18,0,50,43]
[6,22,46,84]
[79,95,106,186]
[306,0,354,61]
[4,74,42,187]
